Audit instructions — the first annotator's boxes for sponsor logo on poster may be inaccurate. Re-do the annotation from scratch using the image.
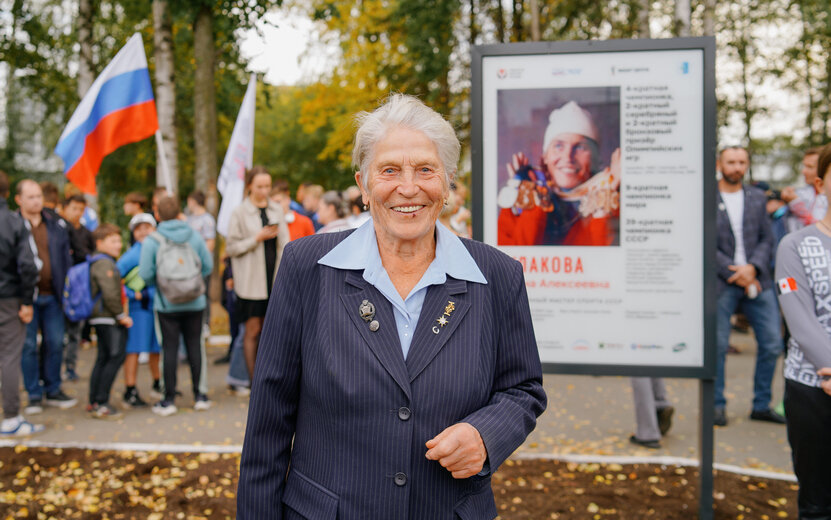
[571,340,592,351]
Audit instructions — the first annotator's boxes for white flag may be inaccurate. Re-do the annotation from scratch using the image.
[217,73,257,236]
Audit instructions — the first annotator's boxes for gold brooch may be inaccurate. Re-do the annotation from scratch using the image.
[432,300,456,334]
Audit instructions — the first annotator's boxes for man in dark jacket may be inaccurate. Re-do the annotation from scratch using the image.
[715,146,785,427]
[0,171,44,435]
[15,180,76,414]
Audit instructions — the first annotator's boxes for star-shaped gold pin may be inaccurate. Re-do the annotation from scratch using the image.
[436,315,449,327]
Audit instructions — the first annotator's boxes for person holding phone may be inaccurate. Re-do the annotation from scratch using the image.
[226,166,289,379]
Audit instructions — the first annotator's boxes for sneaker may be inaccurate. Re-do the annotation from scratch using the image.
[24,399,43,415]
[64,369,79,382]
[750,408,786,424]
[123,388,148,408]
[228,385,250,397]
[152,400,177,417]
[714,408,728,427]
[194,394,212,411]
[92,404,122,420]
[86,403,99,414]
[0,416,45,436]
[44,391,78,409]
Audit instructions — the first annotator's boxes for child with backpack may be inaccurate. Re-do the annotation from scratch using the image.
[116,213,161,407]
[86,224,133,419]
[139,195,213,416]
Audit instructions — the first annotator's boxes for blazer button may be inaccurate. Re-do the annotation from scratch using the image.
[394,472,407,486]
[398,407,411,421]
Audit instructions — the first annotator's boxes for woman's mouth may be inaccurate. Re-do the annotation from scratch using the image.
[393,205,425,214]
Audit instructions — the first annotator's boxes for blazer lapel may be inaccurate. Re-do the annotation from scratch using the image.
[406,278,471,383]
[339,271,412,400]
[717,192,735,253]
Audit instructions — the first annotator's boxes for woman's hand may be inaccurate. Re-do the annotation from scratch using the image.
[255,225,280,242]
[818,367,831,396]
[425,422,487,479]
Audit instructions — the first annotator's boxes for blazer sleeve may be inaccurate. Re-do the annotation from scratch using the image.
[748,193,774,279]
[461,259,547,473]
[237,243,303,519]
[226,208,259,258]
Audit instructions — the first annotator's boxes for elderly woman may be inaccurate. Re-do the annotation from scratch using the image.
[226,166,289,380]
[237,94,546,519]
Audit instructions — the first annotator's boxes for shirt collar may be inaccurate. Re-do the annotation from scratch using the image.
[319,219,487,285]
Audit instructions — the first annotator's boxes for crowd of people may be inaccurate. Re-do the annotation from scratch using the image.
[0,128,829,517]
[0,166,474,433]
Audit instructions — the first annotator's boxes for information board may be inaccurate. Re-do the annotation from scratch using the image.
[472,38,716,377]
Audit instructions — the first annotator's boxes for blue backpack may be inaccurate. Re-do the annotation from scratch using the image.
[62,254,107,322]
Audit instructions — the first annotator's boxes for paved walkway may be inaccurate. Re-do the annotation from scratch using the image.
[18,329,793,474]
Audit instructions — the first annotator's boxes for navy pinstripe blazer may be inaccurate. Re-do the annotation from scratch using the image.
[237,230,546,519]
[716,184,775,294]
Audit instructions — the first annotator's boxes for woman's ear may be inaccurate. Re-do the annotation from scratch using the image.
[355,171,369,205]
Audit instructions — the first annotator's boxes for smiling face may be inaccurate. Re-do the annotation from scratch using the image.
[133,222,154,243]
[97,233,123,258]
[542,133,594,190]
[356,126,448,250]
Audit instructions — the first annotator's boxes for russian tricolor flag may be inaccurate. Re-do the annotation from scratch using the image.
[55,33,158,195]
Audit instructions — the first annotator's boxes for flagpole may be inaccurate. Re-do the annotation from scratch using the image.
[155,129,174,195]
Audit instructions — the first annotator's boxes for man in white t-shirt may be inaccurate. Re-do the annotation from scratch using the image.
[715,146,784,427]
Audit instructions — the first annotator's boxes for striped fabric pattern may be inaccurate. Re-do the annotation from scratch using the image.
[237,231,546,519]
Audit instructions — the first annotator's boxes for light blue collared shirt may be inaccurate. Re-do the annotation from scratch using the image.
[319,219,487,359]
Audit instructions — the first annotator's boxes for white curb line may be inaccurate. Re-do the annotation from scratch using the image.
[513,451,797,482]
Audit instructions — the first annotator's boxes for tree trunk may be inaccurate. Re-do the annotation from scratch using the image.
[492,0,505,43]
[511,0,524,42]
[153,0,178,191]
[470,0,478,44]
[3,1,22,169]
[702,0,716,36]
[823,56,831,143]
[797,1,816,144]
[193,4,218,194]
[674,0,690,37]
[529,0,540,41]
[637,0,650,38]
[77,0,95,97]
[738,39,753,180]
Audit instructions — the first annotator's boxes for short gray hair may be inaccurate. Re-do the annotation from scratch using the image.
[352,94,460,191]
